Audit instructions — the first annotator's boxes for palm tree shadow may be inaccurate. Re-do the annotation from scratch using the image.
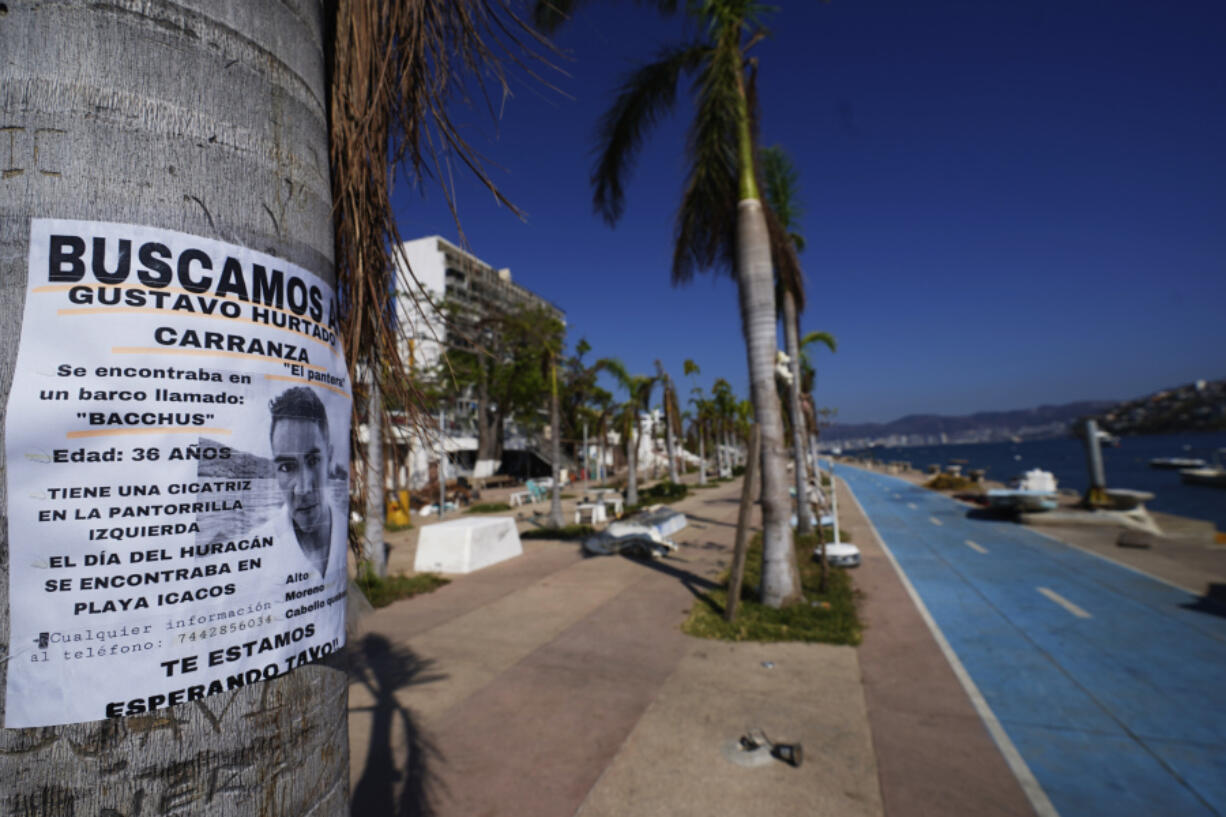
[621,549,723,602]
[349,634,448,817]
[684,513,737,529]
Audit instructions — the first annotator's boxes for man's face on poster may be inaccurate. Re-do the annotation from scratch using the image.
[272,417,331,532]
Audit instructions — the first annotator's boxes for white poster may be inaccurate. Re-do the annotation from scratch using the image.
[4,219,351,727]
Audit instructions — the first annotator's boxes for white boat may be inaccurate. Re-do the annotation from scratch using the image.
[986,469,1060,513]
[1180,450,1226,488]
[1150,457,1206,470]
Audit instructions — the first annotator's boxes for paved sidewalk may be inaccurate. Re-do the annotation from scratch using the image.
[346,466,1152,816]
[347,478,884,817]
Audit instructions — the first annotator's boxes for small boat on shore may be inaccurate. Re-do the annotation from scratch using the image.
[1150,457,1207,470]
[987,469,1060,513]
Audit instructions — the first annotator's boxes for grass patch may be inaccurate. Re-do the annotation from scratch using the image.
[466,502,512,514]
[682,532,861,644]
[561,493,576,500]
[520,524,594,541]
[355,567,449,609]
[640,480,689,502]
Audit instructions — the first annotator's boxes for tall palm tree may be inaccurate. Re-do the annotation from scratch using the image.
[656,360,682,483]
[799,329,838,470]
[549,0,800,605]
[683,359,704,480]
[711,377,737,477]
[598,358,656,506]
[760,144,812,533]
[1,4,553,811]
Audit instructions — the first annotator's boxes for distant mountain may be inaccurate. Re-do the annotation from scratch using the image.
[1090,378,1226,435]
[823,400,1114,448]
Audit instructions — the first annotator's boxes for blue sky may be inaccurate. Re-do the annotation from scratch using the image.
[391,0,1226,425]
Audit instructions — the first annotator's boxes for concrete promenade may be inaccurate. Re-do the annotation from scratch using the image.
[346,466,1224,816]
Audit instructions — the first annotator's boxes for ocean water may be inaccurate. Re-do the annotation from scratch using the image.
[843,431,1226,531]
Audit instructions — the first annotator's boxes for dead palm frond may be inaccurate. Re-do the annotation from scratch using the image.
[329,0,556,555]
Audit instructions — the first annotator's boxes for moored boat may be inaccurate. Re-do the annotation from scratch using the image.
[1179,450,1226,488]
[1150,457,1206,470]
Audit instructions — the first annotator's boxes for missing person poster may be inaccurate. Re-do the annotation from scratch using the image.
[4,219,352,727]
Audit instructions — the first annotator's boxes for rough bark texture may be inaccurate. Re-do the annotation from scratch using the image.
[626,424,638,507]
[664,408,679,483]
[548,366,563,527]
[0,2,349,814]
[476,357,496,461]
[735,199,800,608]
[724,424,761,622]
[698,428,707,485]
[364,374,387,577]
[782,291,811,534]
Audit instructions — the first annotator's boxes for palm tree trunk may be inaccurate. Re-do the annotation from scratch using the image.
[716,421,726,476]
[665,401,679,483]
[782,291,811,534]
[476,353,496,461]
[0,2,348,811]
[549,362,563,527]
[736,199,801,608]
[365,371,388,576]
[599,432,607,483]
[626,421,639,506]
[698,425,707,485]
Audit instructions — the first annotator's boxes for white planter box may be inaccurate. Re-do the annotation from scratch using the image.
[414,516,523,574]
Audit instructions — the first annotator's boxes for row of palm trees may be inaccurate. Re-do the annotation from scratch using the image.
[536,0,834,607]
[370,0,840,607]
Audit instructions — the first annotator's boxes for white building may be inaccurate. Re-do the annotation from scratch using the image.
[390,236,565,487]
[395,235,563,373]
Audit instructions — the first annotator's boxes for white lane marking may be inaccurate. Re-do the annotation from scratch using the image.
[1038,587,1092,619]
[929,516,943,527]
[907,502,918,510]
[965,539,988,554]
[842,481,1060,817]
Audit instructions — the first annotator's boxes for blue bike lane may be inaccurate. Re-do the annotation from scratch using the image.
[835,464,1226,817]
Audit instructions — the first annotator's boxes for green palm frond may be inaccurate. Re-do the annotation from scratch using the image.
[595,356,630,388]
[533,0,682,34]
[765,200,804,312]
[672,34,742,283]
[593,42,711,225]
[683,358,701,377]
[760,145,803,230]
[800,330,837,354]
[759,144,805,311]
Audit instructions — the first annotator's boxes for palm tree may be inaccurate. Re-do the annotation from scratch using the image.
[799,329,838,472]
[1,4,553,810]
[683,359,705,481]
[760,144,812,533]
[711,377,737,478]
[656,360,682,483]
[688,388,712,486]
[548,0,800,605]
[599,358,656,507]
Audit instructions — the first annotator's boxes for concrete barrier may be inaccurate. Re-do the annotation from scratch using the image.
[414,516,523,574]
